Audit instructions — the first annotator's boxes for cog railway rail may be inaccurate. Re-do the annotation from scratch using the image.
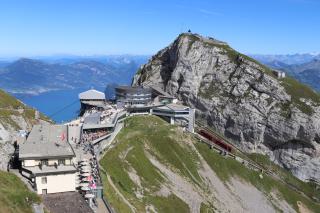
[194,120,320,204]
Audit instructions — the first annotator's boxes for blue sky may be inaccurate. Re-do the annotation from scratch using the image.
[0,0,319,57]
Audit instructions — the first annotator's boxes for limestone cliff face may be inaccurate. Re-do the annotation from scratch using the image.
[132,33,320,182]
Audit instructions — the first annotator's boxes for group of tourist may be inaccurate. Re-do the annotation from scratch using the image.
[82,107,103,118]
[82,129,109,143]
[76,135,102,208]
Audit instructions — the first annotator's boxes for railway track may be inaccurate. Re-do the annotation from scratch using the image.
[194,120,320,203]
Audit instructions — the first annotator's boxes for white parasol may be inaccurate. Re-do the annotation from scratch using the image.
[81,186,90,191]
[85,194,95,199]
[79,182,89,187]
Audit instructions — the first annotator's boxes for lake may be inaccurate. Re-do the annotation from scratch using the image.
[14,88,103,123]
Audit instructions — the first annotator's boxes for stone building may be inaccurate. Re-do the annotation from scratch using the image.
[19,124,77,194]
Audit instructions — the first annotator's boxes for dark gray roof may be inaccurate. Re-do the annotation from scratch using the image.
[19,125,75,159]
[155,103,189,111]
[150,85,174,98]
[84,112,101,125]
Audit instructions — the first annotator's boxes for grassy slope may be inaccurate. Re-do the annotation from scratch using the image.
[0,89,51,130]
[100,116,199,213]
[248,153,320,202]
[280,76,320,114]
[100,115,320,213]
[196,143,320,212]
[0,171,40,213]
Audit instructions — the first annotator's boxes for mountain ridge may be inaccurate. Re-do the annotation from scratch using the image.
[132,32,320,182]
[0,56,148,95]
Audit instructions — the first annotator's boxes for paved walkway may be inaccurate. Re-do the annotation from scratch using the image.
[42,192,93,213]
[96,198,110,213]
[98,122,123,160]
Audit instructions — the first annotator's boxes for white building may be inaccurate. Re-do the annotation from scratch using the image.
[152,103,195,133]
[19,125,77,194]
[273,70,286,79]
[79,89,106,115]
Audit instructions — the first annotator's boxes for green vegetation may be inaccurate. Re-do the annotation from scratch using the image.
[100,172,133,213]
[100,115,320,212]
[277,101,292,118]
[136,68,142,75]
[0,171,40,213]
[100,115,201,212]
[248,153,320,202]
[198,80,219,100]
[200,202,215,213]
[196,142,320,212]
[182,33,320,116]
[0,89,51,130]
[148,194,190,213]
[280,76,320,115]
[180,33,274,76]
[0,90,24,109]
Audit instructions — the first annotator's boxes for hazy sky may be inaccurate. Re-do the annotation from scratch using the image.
[0,0,319,57]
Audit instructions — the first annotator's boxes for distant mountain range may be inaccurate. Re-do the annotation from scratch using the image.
[250,53,320,65]
[251,54,320,92]
[0,56,149,95]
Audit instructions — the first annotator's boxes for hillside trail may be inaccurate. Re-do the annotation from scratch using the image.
[100,166,136,213]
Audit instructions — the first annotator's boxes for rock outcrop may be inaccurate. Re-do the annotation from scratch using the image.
[0,89,51,170]
[132,33,320,182]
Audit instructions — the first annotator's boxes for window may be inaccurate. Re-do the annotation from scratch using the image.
[58,159,65,165]
[42,189,47,194]
[41,177,47,184]
[41,159,48,166]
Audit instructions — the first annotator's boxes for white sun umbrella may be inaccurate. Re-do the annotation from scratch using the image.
[79,182,89,187]
[85,194,95,199]
[81,168,92,173]
[81,186,90,191]
[81,164,92,167]
[80,174,91,178]
[79,161,90,165]
[80,162,89,166]
[81,173,90,177]
[80,169,92,173]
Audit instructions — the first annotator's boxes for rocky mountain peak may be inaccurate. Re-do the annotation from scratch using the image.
[133,33,320,182]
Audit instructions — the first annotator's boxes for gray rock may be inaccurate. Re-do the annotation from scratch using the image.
[133,33,320,182]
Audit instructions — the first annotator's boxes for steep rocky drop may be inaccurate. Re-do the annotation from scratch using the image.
[132,33,320,182]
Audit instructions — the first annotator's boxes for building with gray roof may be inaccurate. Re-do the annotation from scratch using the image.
[19,124,77,194]
[79,89,105,100]
[152,103,195,132]
[79,89,106,115]
[19,125,74,159]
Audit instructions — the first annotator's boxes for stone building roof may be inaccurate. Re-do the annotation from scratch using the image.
[19,124,75,159]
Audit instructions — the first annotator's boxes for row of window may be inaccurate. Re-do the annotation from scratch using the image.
[40,159,66,166]
[116,93,151,97]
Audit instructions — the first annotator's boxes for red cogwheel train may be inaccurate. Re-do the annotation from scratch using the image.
[198,129,233,153]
